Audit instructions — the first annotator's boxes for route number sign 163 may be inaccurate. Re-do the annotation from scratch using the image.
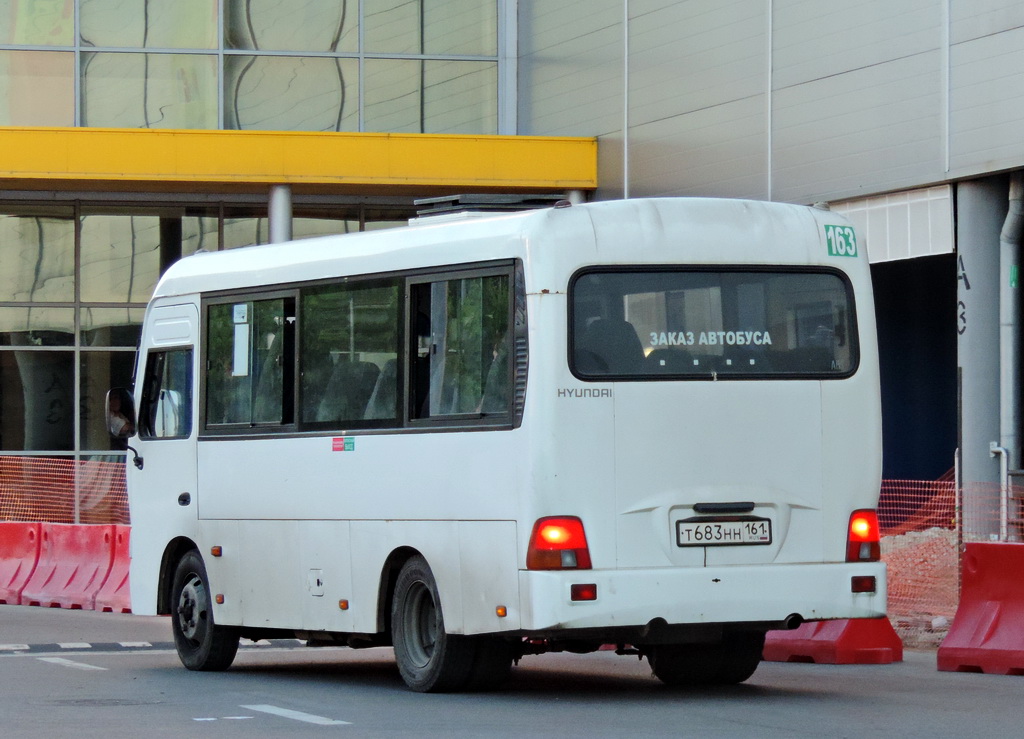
[825,224,858,257]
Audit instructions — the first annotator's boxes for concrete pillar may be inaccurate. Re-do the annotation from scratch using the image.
[269,185,293,244]
[957,177,1008,539]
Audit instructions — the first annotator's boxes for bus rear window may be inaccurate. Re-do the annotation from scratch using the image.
[570,268,857,380]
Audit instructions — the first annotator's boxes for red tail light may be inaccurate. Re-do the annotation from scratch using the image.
[846,509,880,562]
[527,516,592,570]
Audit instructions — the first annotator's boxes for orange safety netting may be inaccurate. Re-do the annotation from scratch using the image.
[0,457,1008,649]
[879,475,962,648]
[0,456,128,525]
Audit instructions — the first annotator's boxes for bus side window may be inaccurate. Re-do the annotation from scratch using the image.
[299,280,400,427]
[206,297,294,427]
[411,273,511,419]
[139,349,193,439]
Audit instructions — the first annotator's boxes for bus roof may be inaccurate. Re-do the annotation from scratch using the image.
[151,198,851,300]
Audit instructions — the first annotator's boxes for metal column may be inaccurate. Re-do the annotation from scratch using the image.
[269,185,293,244]
[957,177,1007,540]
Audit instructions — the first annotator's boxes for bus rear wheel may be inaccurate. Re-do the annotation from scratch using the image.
[647,632,764,686]
[170,550,240,671]
[391,555,511,692]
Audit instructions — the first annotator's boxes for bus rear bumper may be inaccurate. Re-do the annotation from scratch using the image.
[517,561,887,634]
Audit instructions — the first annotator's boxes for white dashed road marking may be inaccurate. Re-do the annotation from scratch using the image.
[37,657,107,671]
[58,642,92,649]
[241,704,351,726]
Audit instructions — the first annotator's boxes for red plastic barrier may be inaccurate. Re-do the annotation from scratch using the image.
[20,524,116,610]
[937,542,1024,675]
[94,525,131,613]
[763,618,904,664]
[0,522,42,605]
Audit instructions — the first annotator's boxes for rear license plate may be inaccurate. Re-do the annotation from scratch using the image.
[676,518,772,547]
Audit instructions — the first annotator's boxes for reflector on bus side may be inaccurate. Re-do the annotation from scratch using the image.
[527,516,593,570]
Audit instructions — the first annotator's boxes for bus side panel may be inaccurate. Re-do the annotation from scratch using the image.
[457,521,520,633]
[349,520,463,634]
[520,290,622,571]
[199,519,241,624]
[820,374,883,556]
[205,520,356,632]
[297,519,355,631]
[197,434,520,522]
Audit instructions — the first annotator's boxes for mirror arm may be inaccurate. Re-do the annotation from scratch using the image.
[126,444,144,470]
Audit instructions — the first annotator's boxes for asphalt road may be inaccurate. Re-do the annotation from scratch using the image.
[1,605,1020,738]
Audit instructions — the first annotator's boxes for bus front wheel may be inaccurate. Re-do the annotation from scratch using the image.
[391,555,484,692]
[170,550,240,671]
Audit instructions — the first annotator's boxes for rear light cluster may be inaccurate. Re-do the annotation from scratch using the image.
[527,516,592,570]
[846,509,880,562]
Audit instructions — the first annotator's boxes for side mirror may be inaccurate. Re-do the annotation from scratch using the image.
[105,388,137,439]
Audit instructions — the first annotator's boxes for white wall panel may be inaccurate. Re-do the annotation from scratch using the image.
[629,95,768,199]
[949,25,1024,175]
[773,0,940,90]
[628,0,765,123]
[831,185,954,264]
[950,0,1024,44]
[517,1,623,137]
[516,0,1024,204]
[772,52,944,203]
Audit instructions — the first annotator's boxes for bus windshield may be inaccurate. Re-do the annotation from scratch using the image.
[570,268,857,379]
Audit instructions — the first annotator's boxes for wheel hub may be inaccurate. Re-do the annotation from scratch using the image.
[406,581,437,667]
[177,575,206,641]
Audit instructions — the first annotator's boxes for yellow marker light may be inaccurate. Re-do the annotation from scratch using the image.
[215,594,225,604]
[210,546,223,557]
[338,600,349,611]
[495,605,508,618]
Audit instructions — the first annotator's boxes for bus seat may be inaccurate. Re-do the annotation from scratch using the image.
[364,359,398,420]
[316,360,380,423]
[577,318,644,374]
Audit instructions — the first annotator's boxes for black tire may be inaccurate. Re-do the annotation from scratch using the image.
[391,555,479,692]
[170,550,240,671]
[648,632,764,686]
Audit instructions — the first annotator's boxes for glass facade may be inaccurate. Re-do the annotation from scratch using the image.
[0,0,502,133]
[0,203,414,522]
[0,1,504,521]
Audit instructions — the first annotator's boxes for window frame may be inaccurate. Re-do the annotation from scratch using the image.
[297,276,404,433]
[200,288,298,434]
[567,264,860,383]
[406,263,516,428]
[138,346,195,441]
[198,258,523,439]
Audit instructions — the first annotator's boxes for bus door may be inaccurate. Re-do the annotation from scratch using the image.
[132,304,200,536]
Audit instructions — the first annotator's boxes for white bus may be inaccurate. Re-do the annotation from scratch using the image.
[108,197,885,692]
